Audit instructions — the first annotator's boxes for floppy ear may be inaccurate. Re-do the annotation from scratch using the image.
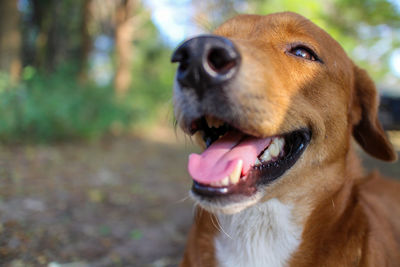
[351,65,397,162]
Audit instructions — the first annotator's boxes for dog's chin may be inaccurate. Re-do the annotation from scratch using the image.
[190,190,265,215]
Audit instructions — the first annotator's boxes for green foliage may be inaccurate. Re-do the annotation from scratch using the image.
[0,4,176,144]
[333,0,400,26]
[0,65,134,143]
[128,20,175,125]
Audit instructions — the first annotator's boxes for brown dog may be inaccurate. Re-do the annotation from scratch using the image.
[171,12,400,267]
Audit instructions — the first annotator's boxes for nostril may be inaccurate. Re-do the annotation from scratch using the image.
[172,48,190,72]
[207,48,237,73]
[179,50,190,72]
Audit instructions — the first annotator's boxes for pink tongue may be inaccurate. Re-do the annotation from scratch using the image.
[188,132,272,184]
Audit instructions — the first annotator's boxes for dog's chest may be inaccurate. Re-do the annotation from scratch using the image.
[214,199,302,267]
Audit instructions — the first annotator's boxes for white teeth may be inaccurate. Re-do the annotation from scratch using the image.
[276,137,285,152]
[269,142,279,157]
[205,115,224,128]
[209,160,243,187]
[214,120,224,128]
[205,115,213,128]
[257,137,285,165]
[221,176,229,186]
[260,150,272,162]
[207,137,286,187]
[229,160,243,185]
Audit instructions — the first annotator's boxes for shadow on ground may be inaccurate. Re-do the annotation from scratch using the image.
[0,132,398,267]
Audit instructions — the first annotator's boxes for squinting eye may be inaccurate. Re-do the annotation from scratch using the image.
[289,47,318,61]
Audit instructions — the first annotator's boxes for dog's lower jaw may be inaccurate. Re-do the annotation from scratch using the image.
[214,198,302,267]
[189,190,264,215]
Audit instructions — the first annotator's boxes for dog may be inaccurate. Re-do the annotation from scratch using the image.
[171,12,400,267]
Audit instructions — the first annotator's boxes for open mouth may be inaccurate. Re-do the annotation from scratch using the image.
[187,116,311,198]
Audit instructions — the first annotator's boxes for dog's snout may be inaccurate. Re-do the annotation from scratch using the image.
[171,35,240,96]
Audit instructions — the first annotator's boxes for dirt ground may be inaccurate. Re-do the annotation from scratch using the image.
[0,128,399,267]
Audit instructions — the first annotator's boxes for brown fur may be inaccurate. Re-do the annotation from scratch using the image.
[181,209,218,266]
[175,12,400,266]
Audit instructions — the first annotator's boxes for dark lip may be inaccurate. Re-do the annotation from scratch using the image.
[191,129,311,198]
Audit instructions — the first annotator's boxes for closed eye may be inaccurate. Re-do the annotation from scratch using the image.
[287,45,322,63]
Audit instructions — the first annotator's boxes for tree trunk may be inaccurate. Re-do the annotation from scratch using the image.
[79,0,93,82]
[114,0,136,96]
[0,0,22,83]
[31,0,53,71]
[31,0,67,72]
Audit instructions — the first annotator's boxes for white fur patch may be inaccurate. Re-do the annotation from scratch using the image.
[214,198,302,267]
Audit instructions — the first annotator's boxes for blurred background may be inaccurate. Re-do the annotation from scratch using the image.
[0,0,399,266]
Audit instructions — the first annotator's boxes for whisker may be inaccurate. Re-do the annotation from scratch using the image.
[210,214,233,240]
[209,214,221,232]
[215,216,233,240]
[193,203,200,219]
[174,195,191,204]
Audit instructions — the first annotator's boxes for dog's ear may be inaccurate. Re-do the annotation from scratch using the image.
[351,65,397,162]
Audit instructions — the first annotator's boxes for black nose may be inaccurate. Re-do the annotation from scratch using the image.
[171,35,240,97]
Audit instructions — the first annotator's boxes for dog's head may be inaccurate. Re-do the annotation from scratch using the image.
[171,12,397,214]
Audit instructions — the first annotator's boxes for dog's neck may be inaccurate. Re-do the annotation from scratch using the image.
[288,145,364,224]
[213,147,364,267]
[214,198,302,267]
